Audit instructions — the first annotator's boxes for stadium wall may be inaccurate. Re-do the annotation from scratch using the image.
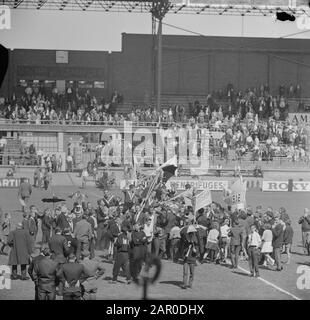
[1,34,310,101]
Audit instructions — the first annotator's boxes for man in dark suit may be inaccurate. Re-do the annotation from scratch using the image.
[28,206,38,252]
[106,216,122,259]
[111,225,131,284]
[28,246,49,300]
[96,200,109,250]
[56,206,70,230]
[7,223,32,280]
[56,206,70,231]
[57,253,84,300]
[80,250,105,300]
[29,247,59,300]
[102,190,118,207]
[41,209,53,245]
[49,227,70,264]
[123,184,136,212]
[18,178,32,213]
[130,224,147,281]
[229,219,246,270]
[272,214,284,271]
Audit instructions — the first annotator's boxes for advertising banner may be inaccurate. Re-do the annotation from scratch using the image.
[166,179,228,191]
[0,178,28,188]
[262,181,310,192]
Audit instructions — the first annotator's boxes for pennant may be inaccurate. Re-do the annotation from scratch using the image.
[158,155,178,183]
[194,188,212,213]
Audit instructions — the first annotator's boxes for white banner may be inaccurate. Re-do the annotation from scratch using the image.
[262,181,310,192]
[195,188,212,212]
[166,179,228,191]
[230,179,247,211]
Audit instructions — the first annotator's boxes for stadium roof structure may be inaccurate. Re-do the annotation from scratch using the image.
[2,0,310,16]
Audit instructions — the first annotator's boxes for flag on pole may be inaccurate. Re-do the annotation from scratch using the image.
[194,188,212,213]
[158,155,178,183]
[229,177,247,211]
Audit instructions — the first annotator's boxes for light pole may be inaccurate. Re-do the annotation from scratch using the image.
[151,0,170,112]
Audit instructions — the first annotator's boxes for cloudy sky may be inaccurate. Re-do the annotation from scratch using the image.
[1,8,310,52]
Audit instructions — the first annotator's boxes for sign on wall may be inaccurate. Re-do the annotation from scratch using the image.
[166,179,228,191]
[56,51,68,64]
[262,180,310,192]
[288,113,310,124]
[0,178,28,188]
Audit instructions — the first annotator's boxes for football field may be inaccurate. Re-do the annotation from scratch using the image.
[0,184,309,300]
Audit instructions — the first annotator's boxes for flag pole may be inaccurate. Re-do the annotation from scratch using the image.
[135,170,160,222]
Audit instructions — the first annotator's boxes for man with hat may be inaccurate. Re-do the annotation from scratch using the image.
[28,246,59,300]
[57,253,84,300]
[111,225,131,284]
[28,245,50,300]
[7,222,32,280]
[56,205,70,231]
[80,250,105,300]
[180,224,198,289]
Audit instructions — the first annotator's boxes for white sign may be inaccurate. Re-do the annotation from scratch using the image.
[288,113,310,124]
[195,188,212,212]
[0,6,11,30]
[230,179,247,211]
[56,51,68,64]
[262,181,310,192]
[166,179,228,191]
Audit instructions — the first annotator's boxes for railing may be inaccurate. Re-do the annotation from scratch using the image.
[2,117,309,129]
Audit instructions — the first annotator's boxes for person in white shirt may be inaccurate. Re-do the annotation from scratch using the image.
[204,224,219,263]
[247,225,261,277]
[220,219,231,263]
[143,218,154,254]
[66,154,73,172]
[81,168,89,189]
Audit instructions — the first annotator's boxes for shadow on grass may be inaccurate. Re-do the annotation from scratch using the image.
[295,261,310,266]
[159,280,184,288]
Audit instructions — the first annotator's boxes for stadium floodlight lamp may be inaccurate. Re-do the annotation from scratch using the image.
[276,11,296,21]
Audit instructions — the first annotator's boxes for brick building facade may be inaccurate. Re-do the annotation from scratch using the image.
[1,33,310,101]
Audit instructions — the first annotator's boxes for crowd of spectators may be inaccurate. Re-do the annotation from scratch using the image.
[0,82,309,166]
[0,82,306,127]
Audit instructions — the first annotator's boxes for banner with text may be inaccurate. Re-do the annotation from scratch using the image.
[0,178,26,188]
[166,179,228,191]
[288,113,310,124]
[262,181,310,192]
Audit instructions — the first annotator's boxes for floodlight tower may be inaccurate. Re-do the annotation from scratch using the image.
[151,0,171,111]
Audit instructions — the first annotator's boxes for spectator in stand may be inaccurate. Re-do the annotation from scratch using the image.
[66,154,73,172]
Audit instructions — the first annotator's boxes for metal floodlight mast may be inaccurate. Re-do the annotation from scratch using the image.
[150,0,171,111]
